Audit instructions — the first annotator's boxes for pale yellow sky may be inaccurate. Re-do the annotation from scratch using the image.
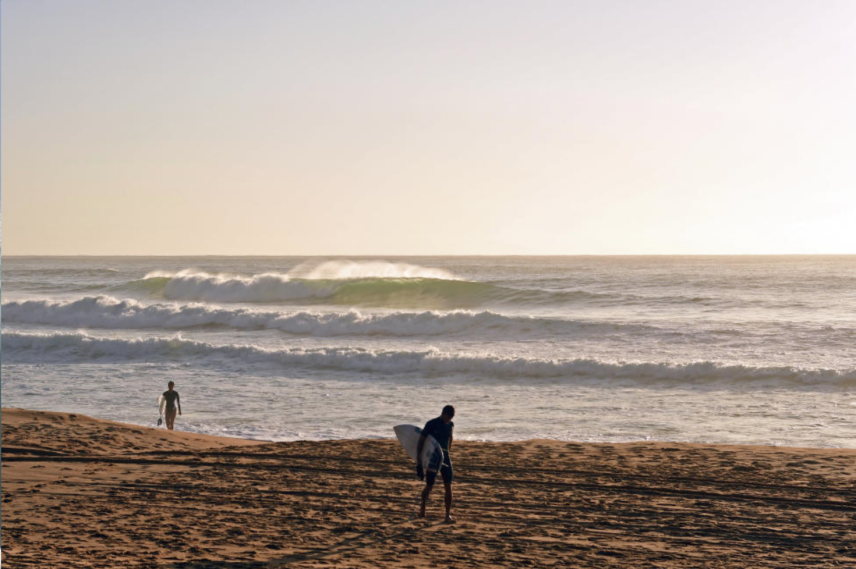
[2,1,855,255]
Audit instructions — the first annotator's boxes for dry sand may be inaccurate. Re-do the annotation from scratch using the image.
[2,407,856,568]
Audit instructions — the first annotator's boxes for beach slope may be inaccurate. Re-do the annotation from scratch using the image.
[2,408,856,567]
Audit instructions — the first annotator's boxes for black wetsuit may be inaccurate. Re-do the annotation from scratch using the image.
[162,391,179,412]
[423,417,454,484]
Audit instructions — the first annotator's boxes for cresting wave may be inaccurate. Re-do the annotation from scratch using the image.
[126,271,489,306]
[116,270,617,307]
[95,266,757,308]
[0,296,647,337]
[4,331,855,385]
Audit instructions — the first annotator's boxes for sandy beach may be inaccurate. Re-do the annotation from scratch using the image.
[2,408,856,568]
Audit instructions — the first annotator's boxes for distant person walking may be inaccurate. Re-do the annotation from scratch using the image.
[416,405,456,523]
[162,381,182,430]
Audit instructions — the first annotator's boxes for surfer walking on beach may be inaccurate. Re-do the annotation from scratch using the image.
[162,381,182,431]
[417,405,455,523]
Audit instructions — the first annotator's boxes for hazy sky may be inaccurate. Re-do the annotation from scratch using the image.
[2,0,855,255]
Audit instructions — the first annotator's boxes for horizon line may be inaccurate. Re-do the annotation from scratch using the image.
[3,253,855,258]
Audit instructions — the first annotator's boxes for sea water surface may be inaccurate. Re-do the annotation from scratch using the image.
[2,256,855,447]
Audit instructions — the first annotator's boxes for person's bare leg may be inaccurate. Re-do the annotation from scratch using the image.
[420,478,434,518]
[444,481,454,523]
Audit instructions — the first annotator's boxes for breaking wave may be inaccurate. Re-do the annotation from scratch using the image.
[114,270,616,307]
[1,296,647,337]
[4,331,854,385]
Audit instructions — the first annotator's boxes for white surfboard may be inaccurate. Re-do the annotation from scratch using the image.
[158,395,166,418]
[394,424,445,473]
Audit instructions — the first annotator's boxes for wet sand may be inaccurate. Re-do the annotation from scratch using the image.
[2,408,856,567]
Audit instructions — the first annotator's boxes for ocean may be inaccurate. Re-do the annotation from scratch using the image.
[2,256,854,447]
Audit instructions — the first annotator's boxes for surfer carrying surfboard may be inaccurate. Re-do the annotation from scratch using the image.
[161,381,182,430]
[417,405,455,523]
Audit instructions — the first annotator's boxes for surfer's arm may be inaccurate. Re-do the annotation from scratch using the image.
[448,426,453,451]
[177,393,182,415]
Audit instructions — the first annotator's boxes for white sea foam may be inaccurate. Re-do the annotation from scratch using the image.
[137,262,457,303]
[290,260,457,280]
[4,330,854,385]
[0,296,645,337]
[139,270,333,302]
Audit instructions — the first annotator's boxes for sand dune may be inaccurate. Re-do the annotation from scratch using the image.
[2,408,856,567]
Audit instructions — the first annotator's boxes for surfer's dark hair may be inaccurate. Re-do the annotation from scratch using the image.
[442,405,455,417]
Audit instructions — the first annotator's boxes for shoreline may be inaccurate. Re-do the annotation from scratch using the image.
[3,407,856,567]
[5,406,852,451]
